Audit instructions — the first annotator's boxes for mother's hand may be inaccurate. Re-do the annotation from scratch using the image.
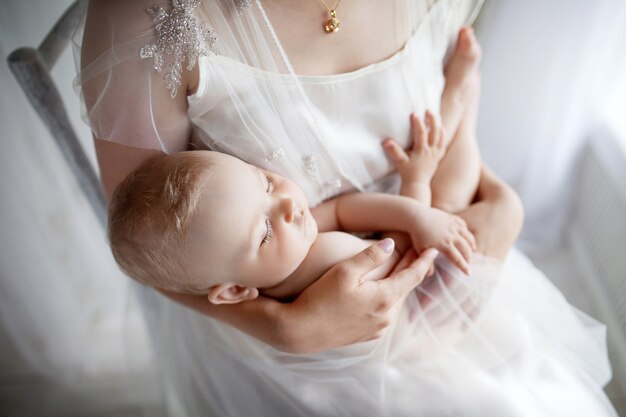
[159,240,438,354]
[281,241,439,354]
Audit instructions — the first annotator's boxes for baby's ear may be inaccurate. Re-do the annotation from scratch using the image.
[207,284,259,305]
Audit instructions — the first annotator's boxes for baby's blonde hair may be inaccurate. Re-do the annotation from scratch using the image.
[108,152,212,294]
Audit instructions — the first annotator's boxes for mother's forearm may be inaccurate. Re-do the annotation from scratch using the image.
[159,289,302,352]
[95,139,166,203]
[455,164,524,260]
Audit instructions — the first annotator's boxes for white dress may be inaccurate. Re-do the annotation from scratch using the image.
[152,3,617,416]
[75,0,618,415]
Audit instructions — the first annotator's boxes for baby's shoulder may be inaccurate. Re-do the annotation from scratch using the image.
[315,231,371,247]
[310,232,374,266]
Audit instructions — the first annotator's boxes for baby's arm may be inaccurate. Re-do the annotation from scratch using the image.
[312,192,474,274]
[383,111,446,206]
[309,110,473,275]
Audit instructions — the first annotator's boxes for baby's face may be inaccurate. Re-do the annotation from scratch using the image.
[183,152,318,290]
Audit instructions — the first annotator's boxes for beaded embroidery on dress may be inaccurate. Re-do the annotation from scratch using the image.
[235,0,253,14]
[140,0,218,98]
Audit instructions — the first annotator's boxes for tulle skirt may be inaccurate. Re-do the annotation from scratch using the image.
[137,248,617,416]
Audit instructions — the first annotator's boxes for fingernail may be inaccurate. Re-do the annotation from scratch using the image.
[426,248,439,259]
[378,238,395,253]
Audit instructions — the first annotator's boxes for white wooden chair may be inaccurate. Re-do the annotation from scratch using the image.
[6,0,106,227]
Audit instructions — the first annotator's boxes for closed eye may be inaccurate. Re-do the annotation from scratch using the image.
[261,218,273,245]
[266,175,274,193]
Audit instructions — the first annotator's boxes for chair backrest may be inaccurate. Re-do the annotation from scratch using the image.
[6,0,106,228]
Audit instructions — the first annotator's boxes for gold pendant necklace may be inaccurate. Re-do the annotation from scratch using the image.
[318,0,342,33]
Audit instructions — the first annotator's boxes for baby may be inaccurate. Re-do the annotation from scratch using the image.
[109,109,479,304]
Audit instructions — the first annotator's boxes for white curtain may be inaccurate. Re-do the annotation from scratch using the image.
[476,0,626,253]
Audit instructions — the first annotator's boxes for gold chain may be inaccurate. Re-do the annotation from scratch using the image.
[318,0,341,13]
[317,0,342,33]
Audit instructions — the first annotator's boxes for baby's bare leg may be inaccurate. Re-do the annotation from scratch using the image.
[431,27,482,214]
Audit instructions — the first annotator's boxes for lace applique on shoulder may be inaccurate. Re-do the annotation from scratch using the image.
[140,0,218,98]
[235,0,253,14]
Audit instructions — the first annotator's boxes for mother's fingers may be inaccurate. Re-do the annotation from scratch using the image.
[335,238,396,283]
[375,248,439,297]
[390,247,418,275]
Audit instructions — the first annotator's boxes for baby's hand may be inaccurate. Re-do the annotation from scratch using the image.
[384,111,446,186]
[409,205,476,275]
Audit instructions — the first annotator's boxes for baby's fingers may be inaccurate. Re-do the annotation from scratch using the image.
[460,227,477,251]
[410,113,427,151]
[425,110,442,146]
[383,139,409,166]
[454,238,473,268]
[443,245,471,276]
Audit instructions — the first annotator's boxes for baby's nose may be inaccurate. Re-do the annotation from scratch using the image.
[279,197,298,223]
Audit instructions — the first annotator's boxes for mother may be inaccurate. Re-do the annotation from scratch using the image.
[76,0,616,415]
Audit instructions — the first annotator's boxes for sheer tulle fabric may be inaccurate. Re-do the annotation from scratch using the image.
[74,0,476,204]
[138,251,615,416]
[73,0,617,415]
